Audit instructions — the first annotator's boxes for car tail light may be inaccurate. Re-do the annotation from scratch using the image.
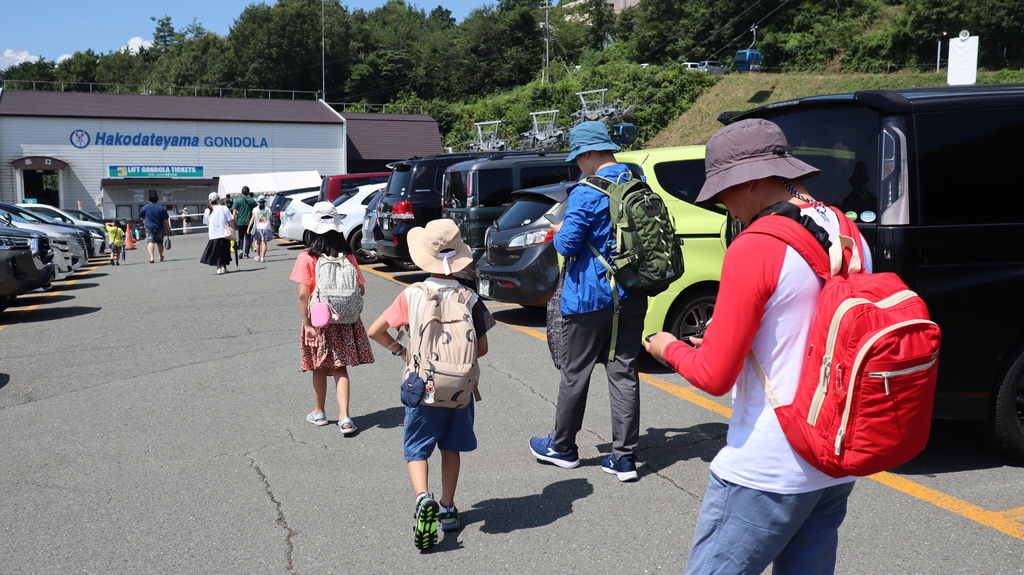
[509,229,554,249]
[466,172,476,208]
[391,200,415,220]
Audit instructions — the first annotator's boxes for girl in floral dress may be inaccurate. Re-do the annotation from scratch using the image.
[288,202,375,434]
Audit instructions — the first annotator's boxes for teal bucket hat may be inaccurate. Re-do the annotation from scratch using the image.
[565,121,621,163]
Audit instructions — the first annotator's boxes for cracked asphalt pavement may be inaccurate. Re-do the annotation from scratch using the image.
[1,233,1021,574]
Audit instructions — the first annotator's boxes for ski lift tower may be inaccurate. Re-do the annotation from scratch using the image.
[466,121,508,152]
[520,110,567,151]
[571,89,626,125]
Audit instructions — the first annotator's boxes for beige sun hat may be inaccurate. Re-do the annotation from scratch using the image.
[408,219,473,275]
[696,118,821,204]
[302,202,345,234]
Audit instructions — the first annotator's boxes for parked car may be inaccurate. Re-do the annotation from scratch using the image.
[63,208,105,224]
[375,152,526,270]
[440,153,579,281]
[278,191,321,242]
[681,62,700,70]
[330,183,385,264]
[718,82,1024,458]
[17,203,107,255]
[0,203,84,277]
[0,217,55,311]
[697,60,729,75]
[478,145,727,344]
[360,190,386,261]
[269,187,319,235]
[317,172,391,203]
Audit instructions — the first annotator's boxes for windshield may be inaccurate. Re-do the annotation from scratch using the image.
[385,165,413,197]
[68,210,102,223]
[4,205,50,224]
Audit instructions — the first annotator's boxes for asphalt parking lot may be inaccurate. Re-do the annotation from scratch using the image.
[1,232,1021,574]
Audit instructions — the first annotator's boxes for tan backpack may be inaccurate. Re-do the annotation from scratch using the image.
[403,282,481,408]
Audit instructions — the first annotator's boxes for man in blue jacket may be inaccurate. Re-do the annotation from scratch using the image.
[529,122,647,481]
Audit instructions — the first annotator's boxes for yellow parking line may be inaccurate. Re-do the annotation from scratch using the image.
[365,265,1024,541]
[0,260,103,332]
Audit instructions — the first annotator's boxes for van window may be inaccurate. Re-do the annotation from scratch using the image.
[915,108,1024,225]
[476,170,514,206]
[444,170,470,207]
[768,107,881,217]
[520,165,578,190]
[651,159,707,204]
[386,165,413,197]
[496,197,557,230]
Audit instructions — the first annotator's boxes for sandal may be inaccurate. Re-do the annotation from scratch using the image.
[338,417,357,435]
[306,411,329,426]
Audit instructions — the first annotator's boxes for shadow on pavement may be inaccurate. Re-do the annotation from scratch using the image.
[456,478,594,536]
[5,294,75,307]
[354,405,405,431]
[4,306,100,323]
[594,423,728,478]
[490,306,545,328]
[0,373,8,391]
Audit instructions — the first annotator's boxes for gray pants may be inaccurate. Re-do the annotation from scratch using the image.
[551,293,647,460]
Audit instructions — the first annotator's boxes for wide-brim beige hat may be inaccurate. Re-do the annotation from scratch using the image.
[696,118,821,204]
[408,219,473,275]
[302,201,346,234]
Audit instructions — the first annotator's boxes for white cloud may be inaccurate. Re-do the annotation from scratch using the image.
[56,54,73,65]
[0,49,40,71]
[122,36,153,55]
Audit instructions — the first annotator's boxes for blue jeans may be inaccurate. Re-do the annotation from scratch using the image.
[685,472,855,575]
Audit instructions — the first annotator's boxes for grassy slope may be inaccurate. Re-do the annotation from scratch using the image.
[648,71,1015,147]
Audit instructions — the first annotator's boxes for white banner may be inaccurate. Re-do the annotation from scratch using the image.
[947,36,979,86]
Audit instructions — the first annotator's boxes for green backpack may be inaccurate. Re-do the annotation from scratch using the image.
[585,175,685,360]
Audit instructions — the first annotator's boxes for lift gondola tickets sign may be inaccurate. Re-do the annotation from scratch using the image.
[108,166,204,178]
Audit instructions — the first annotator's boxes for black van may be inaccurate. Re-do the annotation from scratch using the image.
[720,83,1024,459]
[440,153,580,281]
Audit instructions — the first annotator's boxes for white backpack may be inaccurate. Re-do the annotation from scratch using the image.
[310,255,363,325]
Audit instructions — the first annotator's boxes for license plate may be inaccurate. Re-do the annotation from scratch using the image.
[478,279,490,297]
[382,218,390,231]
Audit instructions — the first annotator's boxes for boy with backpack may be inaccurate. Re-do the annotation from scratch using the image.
[528,121,648,482]
[645,119,878,574]
[367,219,495,551]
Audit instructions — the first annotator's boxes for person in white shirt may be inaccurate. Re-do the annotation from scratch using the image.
[200,192,235,275]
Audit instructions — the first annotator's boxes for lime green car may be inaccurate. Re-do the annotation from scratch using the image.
[615,146,727,340]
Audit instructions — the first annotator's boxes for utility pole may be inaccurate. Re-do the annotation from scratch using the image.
[541,0,551,84]
[321,0,326,100]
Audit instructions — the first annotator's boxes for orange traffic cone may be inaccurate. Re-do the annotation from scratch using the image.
[124,225,136,250]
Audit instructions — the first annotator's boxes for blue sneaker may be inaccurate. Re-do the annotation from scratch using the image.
[413,492,439,550]
[438,504,460,532]
[601,454,639,482]
[529,435,580,469]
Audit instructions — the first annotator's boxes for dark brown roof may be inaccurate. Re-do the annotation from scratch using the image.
[0,89,343,124]
[342,112,443,160]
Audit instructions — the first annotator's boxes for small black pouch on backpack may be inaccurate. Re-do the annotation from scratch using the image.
[400,371,426,407]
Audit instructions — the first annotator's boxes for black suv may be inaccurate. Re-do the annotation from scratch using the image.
[375,152,548,270]
[0,217,55,312]
[441,153,579,281]
[720,83,1024,459]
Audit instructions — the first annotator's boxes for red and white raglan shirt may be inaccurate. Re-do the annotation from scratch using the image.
[664,204,871,494]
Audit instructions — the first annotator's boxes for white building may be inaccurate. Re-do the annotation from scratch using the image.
[0,89,441,220]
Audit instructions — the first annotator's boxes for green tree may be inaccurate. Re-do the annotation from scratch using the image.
[53,50,100,90]
[0,58,56,89]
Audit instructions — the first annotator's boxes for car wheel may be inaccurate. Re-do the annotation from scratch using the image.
[381,258,419,271]
[667,290,716,341]
[349,230,378,265]
[990,348,1024,461]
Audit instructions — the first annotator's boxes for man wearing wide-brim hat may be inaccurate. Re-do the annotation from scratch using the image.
[528,121,647,482]
[646,118,871,573]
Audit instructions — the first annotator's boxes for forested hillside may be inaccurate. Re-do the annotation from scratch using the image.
[3,0,1023,148]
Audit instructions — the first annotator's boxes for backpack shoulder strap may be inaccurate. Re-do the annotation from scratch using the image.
[584,175,613,194]
[742,215,832,281]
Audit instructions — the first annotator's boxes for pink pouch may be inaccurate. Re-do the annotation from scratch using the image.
[309,299,334,328]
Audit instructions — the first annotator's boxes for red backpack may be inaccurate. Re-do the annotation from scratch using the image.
[744,207,942,478]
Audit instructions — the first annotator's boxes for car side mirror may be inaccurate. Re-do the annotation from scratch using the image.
[0,212,11,226]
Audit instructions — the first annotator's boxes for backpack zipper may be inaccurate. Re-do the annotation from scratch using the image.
[808,290,919,425]
[833,318,938,456]
[867,358,937,395]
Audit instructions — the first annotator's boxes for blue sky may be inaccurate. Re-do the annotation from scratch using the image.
[1,0,489,71]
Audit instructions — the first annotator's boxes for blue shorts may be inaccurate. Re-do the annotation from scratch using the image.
[145,229,165,243]
[403,400,477,461]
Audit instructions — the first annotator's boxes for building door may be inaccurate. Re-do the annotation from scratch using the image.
[12,156,69,208]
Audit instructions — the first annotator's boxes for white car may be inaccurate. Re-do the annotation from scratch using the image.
[333,183,385,264]
[278,191,321,242]
[17,203,108,255]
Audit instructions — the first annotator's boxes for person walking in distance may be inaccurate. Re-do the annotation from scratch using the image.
[200,192,234,275]
[182,207,192,235]
[248,195,272,263]
[528,121,648,482]
[232,186,258,259]
[139,192,172,263]
[645,119,871,574]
